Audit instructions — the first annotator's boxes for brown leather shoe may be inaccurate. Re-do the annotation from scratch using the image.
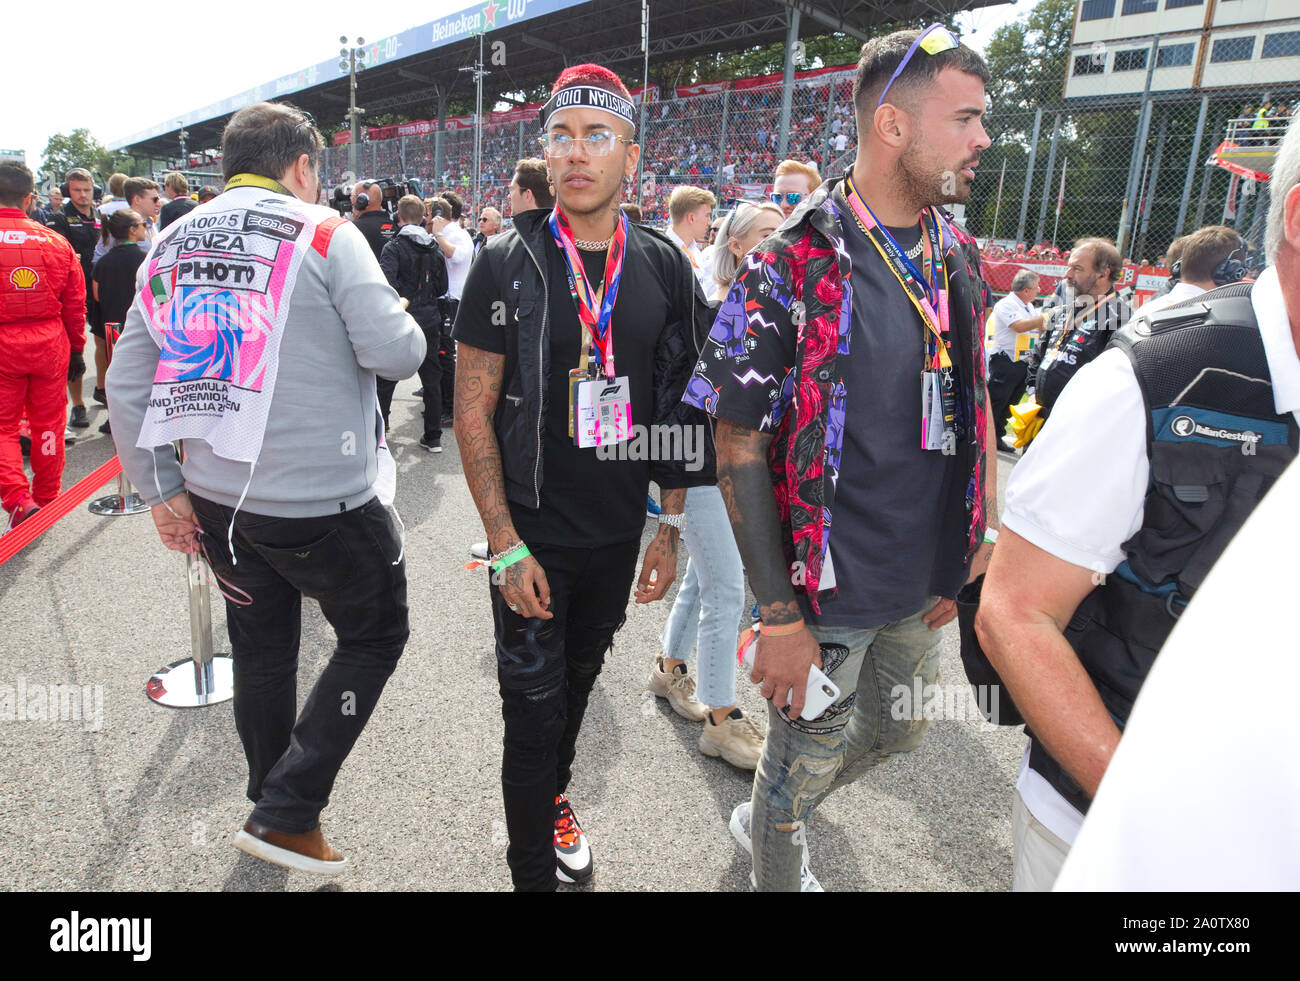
[234,820,348,876]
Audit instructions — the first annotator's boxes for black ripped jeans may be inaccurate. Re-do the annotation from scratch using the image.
[490,538,640,891]
[190,493,409,835]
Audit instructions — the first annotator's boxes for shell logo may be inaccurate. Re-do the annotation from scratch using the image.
[10,267,39,290]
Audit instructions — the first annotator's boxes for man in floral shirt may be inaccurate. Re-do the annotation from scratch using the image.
[685,26,998,891]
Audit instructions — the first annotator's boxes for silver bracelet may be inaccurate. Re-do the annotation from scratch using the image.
[657,512,685,531]
[488,540,524,563]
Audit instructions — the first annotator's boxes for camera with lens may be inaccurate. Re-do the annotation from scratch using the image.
[330,176,423,218]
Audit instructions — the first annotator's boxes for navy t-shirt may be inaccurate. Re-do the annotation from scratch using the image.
[793,186,965,626]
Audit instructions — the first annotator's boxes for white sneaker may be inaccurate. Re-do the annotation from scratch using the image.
[729,801,823,892]
[647,656,709,722]
[469,541,488,560]
[554,794,593,884]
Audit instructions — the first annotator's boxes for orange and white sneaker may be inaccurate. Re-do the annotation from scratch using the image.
[554,794,593,884]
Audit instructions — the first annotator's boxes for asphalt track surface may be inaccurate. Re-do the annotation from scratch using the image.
[1,368,1025,892]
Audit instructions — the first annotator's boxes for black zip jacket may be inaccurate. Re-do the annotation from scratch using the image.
[456,208,717,509]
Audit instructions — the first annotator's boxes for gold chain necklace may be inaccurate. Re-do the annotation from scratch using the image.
[574,237,611,251]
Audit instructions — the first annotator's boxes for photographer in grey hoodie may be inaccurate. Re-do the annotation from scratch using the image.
[106,101,425,876]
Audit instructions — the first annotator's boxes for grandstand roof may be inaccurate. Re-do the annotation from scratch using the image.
[113,0,1008,158]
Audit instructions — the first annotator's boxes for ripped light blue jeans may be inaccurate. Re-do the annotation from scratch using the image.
[750,602,943,891]
[658,485,748,708]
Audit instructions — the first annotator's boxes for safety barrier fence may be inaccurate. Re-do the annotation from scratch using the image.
[311,79,1295,259]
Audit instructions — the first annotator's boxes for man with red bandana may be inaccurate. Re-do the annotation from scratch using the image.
[452,63,713,890]
[0,162,86,531]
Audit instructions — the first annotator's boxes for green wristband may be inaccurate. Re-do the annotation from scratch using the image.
[491,544,531,573]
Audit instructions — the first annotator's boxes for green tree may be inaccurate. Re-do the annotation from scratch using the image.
[39,129,141,188]
[967,0,1084,242]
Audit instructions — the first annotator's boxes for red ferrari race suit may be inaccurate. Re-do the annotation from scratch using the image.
[0,207,86,515]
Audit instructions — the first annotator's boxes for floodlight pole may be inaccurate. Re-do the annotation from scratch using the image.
[459,34,489,213]
[636,0,649,207]
[339,36,368,176]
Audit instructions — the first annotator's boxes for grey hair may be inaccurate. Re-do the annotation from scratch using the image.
[1011,269,1039,292]
[1266,118,1300,265]
[712,200,785,287]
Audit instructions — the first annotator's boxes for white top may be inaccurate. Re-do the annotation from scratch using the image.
[1055,457,1300,890]
[990,292,1037,357]
[834,132,848,152]
[439,221,473,300]
[1002,264,1300,844]
[1133,280,1204,317]
[665,225,712,292]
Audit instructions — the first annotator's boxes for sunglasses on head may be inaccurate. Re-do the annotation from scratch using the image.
[877,22,961,109]
[769,192,802,205]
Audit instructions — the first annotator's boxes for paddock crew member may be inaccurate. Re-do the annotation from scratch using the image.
[0,162,86,529]
[975,121,1300,890]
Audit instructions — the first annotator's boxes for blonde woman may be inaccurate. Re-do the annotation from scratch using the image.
[648,200,784,768]
[710,201,784,301]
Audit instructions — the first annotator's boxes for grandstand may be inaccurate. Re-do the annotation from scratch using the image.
[111,0,1010,218]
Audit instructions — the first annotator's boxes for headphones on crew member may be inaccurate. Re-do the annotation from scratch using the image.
[355,180,377,211]
[1212,246,1250,286]
[1168,241,1250,287]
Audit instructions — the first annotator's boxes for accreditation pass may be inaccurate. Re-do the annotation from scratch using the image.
[575,376,633,448]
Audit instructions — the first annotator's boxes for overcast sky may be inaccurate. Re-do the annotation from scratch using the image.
[3,0,1026,178]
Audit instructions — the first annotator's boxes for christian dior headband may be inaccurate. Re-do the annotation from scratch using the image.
[540,85,637,132]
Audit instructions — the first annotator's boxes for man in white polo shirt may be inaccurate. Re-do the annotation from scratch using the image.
[987,269,1040,445]
[430,189,472,425]
[975,121,1300,892]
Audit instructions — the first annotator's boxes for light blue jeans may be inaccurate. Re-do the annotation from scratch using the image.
[658,485,748,708]
[750,604,943,891]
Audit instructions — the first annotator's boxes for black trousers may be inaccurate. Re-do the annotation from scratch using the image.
[191,494,409,833]
[439,298,458,418]
[987,351,1029,442]
[377,378,397,431]
[377,320,442,440]
[490,538,640,891]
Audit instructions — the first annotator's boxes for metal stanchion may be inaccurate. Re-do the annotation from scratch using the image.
[146,550,234,708]
[87,321,149,516]
[87,472,150,515]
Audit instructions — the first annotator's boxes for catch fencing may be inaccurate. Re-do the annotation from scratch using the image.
[318,69,1294,261]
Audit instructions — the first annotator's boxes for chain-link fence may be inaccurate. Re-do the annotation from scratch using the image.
[319,71,1294,265]
[320,69,861,221]
[966,92,1297,267]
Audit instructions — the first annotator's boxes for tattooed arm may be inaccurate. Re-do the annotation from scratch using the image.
[454,342,552,619]
[634,488,683,604]
[715,417,822,719]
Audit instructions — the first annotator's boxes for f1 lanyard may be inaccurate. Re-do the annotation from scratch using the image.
[223,173,294,196]
[843,176,952,370]
[549,206,628,379]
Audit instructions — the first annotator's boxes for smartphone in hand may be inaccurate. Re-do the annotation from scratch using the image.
[737,627,842,721]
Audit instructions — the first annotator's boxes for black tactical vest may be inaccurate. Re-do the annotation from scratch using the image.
[1029,282,1299,812]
